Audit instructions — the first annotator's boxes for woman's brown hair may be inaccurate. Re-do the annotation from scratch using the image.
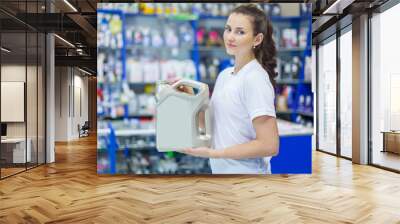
[230,4,278,88]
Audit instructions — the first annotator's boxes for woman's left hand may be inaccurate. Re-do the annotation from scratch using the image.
[182,147,217,158]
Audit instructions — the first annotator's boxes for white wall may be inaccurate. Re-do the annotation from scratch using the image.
[1,65,27,138]
[74,73,89,120]
[55,66,69,141]
[54,67,89,141]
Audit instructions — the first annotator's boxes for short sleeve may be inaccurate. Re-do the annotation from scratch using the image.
[242,71,276,121]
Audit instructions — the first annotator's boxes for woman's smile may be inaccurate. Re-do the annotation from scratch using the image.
[226,43,237,48]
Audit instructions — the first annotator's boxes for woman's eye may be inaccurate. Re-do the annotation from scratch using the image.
[225,27,231,32]
[237,30,245,35]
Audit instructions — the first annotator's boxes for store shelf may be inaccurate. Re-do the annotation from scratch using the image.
[198,15,227,20]
[98,9,124,15]
[296,111,314,117]
[128,83,157,93]
[126,45,194,51]
[129,82,156,85]
[101,114,155,120]
[276,110,294,115]
[276,110,313,118]
[98,145,156,153]
[98,46,123,51]
[276,79,311,85]
[277,119,313,136]
[270,15,310,23]
[124,12,198,21]
[278,47,311,53]
[98,128,156,136]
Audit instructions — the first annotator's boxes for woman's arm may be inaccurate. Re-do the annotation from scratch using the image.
[183,115,279,158]
[214,115,279,158]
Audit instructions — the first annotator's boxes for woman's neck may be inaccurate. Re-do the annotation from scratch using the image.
[233,53,256,74]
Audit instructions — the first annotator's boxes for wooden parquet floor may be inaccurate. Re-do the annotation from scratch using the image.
[1,135,400,223]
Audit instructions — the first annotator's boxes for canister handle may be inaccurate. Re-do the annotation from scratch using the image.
[171,79,207,95]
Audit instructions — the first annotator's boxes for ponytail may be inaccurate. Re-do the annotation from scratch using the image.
[231,4,278,89]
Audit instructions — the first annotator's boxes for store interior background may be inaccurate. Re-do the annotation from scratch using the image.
[97,1,400,174]
[97,3,314,175]
[1,0,400,179]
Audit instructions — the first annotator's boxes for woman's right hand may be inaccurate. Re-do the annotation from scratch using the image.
[169,78,195,95]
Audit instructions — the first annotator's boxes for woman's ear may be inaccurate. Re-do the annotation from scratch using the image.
[253,33,264,48]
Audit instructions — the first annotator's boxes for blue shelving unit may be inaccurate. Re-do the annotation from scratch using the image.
[272,6,313,126]
[98,9,127,174]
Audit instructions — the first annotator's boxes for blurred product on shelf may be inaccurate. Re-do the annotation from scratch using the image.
[98,13,123,49]
[199,57,234,82]
[196,27,224,47]
[280,27,309,49]
[304,56,312,82]
[297,94,313,113]
[278,56,302,80]
[295,115,313,128]
[98,3,285,18]
[126,23,193,48]
[136,94,156,115]
[126,59,197,83]
[299,27,308,48]
[262,3,281,16]
[281,28,298,48]
[276,85,295,112]
[99,3,140,14]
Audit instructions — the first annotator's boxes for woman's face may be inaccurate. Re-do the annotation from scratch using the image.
[223,13,255,57]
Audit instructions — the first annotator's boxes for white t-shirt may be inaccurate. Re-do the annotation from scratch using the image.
[209,59,276,174]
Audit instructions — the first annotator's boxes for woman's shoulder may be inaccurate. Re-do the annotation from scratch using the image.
[242,61,273,87]
[250,60,269,76]
[219,66,234,77]
[242,62,268,80]
[215,66,234,82]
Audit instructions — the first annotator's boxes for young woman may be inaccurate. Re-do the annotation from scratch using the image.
[180,4,279,174]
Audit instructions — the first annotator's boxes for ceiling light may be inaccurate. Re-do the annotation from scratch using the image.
[54,34,75,48]
[78,67,92,76]
[63,0,78,12]
[323,0,354,15]
[1,47,11,53]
